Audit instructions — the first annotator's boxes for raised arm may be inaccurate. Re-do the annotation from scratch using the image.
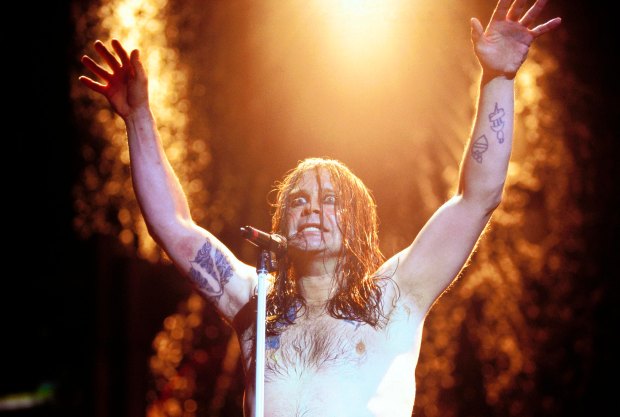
[79,40,256,322]
[384,0,561,312]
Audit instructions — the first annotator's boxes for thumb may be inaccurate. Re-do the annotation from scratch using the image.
[470,17,484,43]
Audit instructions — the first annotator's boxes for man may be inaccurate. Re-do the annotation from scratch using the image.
[79,0,561,415]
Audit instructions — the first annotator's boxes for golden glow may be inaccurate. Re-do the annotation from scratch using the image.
[247,0,471,161]
[320,0,407,63]
[72,0,211,261]
[416,46,575,416]
[147,293,206,417]
[208,335,241,414]
[316,0,412,103]
[72,1,577,416]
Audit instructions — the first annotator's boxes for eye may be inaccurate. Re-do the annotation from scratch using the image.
[290,195,308,207]
[323,194,337,205]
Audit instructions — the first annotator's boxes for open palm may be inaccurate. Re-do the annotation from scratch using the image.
[471,0,561,78]
[79,39,148,119]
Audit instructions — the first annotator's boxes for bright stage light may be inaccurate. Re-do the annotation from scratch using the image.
[318,0,407,58]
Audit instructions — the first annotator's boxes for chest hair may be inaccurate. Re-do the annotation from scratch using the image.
[264,313,375,380]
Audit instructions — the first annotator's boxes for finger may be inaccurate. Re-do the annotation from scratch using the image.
[490,0,513,22]
[111,39,131,68]
[507,0,527,21]
[470,18,484,43]
[519,0,548,27]
[130,49,146,81]
[78,76,107,95]
[81,55,113,81]
[530,17,562,37]
[94,40,121,72]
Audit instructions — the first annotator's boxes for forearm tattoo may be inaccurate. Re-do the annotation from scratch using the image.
[471,102,506,164]
[489,102,505,144]
[189,240,233,303]
[471,135,489,164]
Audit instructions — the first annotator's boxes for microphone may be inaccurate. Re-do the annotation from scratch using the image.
[240,225,287,256]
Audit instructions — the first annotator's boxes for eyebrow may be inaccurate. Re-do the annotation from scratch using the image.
[288,187,335,197]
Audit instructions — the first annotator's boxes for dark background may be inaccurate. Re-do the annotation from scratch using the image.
[7,1,618,417]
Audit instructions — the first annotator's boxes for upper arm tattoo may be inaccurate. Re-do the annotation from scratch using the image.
[189,240,233,304]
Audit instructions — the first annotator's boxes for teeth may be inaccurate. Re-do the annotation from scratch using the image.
[303,226,321,232]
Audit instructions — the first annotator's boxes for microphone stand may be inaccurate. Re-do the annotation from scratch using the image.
[240,225,286,417]
[254,249,270,417]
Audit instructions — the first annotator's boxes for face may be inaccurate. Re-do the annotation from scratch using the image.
[284,169,343,257]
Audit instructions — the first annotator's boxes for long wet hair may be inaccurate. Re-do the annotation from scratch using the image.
[266,158,389,334]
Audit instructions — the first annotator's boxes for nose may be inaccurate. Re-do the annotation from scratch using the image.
[302,201,321,215]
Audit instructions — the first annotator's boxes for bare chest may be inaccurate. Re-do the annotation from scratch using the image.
[238,301,424,417]
[262,315,376,380]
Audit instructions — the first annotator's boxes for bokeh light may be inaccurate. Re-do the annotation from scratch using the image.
[72,0,213,261]
[71,1,589,416]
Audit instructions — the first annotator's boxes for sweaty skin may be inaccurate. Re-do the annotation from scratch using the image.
[242,301,423,417]
[236,171,424,417]
[78,1,561,415]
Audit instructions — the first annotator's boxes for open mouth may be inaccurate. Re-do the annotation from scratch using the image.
[298,223,328,233]
[287,223,328,240]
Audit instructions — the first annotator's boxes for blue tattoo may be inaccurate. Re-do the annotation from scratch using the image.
[266,335,281,349]
[189,241,233,303]
[266,302,299,350]
[344,319,363,330]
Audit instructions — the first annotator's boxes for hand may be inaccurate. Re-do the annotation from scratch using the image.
[79,39,149,119]
[471,0,561,79]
